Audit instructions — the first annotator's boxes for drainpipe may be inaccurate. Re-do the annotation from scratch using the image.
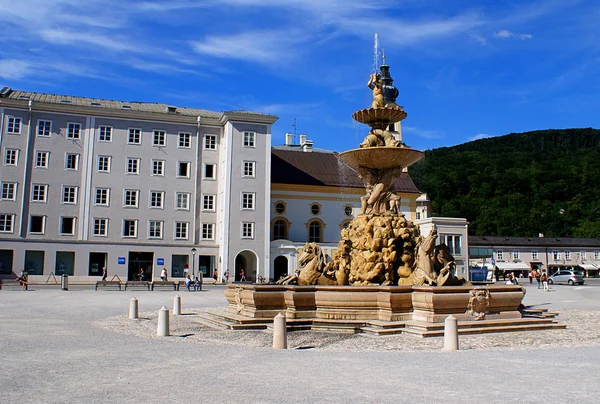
[19,100,34,238]
[193,116,201,245]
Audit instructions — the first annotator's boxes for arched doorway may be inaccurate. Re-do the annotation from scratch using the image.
[273,256,288,282]
[234,250,258,282]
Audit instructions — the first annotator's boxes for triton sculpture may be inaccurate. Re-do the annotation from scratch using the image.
[279,58,467,287]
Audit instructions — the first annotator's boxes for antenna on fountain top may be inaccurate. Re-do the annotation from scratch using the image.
[382,48,386,65]
[373,33,380,73]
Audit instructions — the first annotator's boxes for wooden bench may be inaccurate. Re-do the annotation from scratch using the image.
[94,281,122,291]
[0,279,28,291]
[149,281,180,291]
[123,281,151,291]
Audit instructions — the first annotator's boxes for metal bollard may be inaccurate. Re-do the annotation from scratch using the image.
[157,306,170,337]
[173,295,182,315]
[272,312,287,349]
[443,314,459,351]
[129,297,139,319]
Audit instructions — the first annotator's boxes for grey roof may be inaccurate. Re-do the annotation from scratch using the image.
[0,87,277,121]
[271,147,421,193]
[469,235,600,248]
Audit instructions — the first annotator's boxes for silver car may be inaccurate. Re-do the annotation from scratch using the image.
[548,270,585,286]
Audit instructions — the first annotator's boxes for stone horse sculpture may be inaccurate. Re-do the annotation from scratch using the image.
[277,243,341,286]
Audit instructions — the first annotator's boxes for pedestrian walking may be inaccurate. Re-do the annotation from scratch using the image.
[541,273,549,291]
[101,267,108,281]
[536,270,541,289]
[240,269,246,282]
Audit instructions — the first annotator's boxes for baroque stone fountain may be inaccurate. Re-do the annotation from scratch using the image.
[218,57,563,336]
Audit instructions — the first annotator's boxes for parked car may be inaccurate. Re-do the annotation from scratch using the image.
[548,270,585,285]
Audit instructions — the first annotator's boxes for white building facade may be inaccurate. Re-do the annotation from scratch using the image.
[0,88,277,283]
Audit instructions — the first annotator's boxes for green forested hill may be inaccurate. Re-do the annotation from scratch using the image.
[408,128,600,237]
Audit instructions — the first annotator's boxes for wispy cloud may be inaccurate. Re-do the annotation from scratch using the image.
[494,29,533,40]
[403,126,445,140]
[469,133,492,141]
[0,59,32,80]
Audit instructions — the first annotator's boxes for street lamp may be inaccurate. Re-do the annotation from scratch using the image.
[191,248,197,278]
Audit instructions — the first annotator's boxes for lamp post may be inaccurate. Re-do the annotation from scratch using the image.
[191,248,197,278]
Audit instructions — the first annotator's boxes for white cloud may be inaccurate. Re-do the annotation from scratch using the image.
[0,59,32,80]
[494,29,533,40]
[403,125,445,140]
[469,133,491,141]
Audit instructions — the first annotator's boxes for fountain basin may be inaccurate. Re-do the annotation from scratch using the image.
[352,107,407,126]
[338,147,424,171]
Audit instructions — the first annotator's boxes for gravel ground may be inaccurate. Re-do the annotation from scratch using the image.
[96,307,600,352]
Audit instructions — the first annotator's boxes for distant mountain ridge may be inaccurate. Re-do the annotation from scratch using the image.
[408,128,600,237]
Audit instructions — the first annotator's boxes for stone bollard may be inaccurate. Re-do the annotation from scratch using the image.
[443,314,459,351]
[272,312,287,349]
[129,297,139,319]
[157,306,170,337]
[173,295,182,315]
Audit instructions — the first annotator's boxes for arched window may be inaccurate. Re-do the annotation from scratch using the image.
[273,219,288,240]
[308,221,321,242]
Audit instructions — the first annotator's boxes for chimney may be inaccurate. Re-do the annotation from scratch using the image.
[285,132,293,145]
[302,140,313,152]
[299,134,307,146]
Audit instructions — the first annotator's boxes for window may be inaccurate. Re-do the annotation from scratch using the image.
[1,182,16,200]
[565,251,571,260]
[97,156,111,172]
[128,128,141,145]
[204,164,215,179]
[93,218,108,236]
[152,160,165,176]
[243,161,255,177]
[178,132,191,148]
[595,251,600,260]
[35,151,49,168]
[153,130,166,146]
[582,251,587,260]
[123,219,138,238]
[242,192,255,210]
[60,217,76,235]
[65,153,79,170]
[512,250,520,260]
[497,250,503,260]
[127,158,140,175]
[273,219,287,240]
[176,192,190,210]
[29,215,45,233]
[201,223,214,240]
[532,250,539,260]
[416,211,421,220]
[150,191,164,208]
[124,189,139,208]
[95,188,110,206]
[62,186,78,204]
[32,184,47,202]
[552,251,560,261]
[344,205,353,217]
[202,194,215,211]
[308,221,321,243]
[37,120,52,137]
[243,131,255,147]
[242,222,254,239]
[440,235,462,256]
[275,202,286,214]
[175,222,189,240]
[178,162,190,178]
[4,149,18,166]
[148,220,163,239]
[67,123,81,140]
[310,203,320,215]
[204,134,216,150]
[99,126,112,142]
[6,117,22,134]
[0,214,14,232]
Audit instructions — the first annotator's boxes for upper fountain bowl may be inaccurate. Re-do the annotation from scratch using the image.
[352,107,407,127]
[338,147,424,171]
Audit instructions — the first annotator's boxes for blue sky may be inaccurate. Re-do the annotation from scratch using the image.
[1,0,598,152]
